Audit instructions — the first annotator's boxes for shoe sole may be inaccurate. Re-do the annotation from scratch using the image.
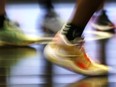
[85,30,115,41]
[44,43,108,76]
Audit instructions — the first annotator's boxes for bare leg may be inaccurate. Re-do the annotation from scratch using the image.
[62,0,106,40]
[97,1,104,11]
[38,0,54,12]
[78,0,105,12]
[70,0,105,27]
[0,0,5,14]
[0,0,6,28]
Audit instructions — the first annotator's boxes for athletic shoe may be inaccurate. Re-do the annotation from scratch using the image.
[0,19,52,46]
[92,10,115,38]
[42,10,63,36]
[44,30,109,76]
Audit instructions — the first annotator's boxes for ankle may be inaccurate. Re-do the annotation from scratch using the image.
[61,23,84,41]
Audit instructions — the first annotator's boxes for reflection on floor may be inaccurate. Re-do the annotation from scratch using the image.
[0,2,116,87]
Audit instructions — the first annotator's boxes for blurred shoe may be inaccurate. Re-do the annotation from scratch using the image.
[0,19,52,46]
[92,10,115,38]
[67,76,108,87]
[44,30,109,76]
[42,10,63,36]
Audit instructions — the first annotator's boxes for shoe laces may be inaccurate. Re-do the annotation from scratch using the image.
[6,20,16,27]
[76,40,85,56]
[0,14,19,28]
[4,19,22,32]
[55,37,85,58]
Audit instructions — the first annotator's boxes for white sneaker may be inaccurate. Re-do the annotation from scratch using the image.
[0,20,52,46]
[44,31,109,76]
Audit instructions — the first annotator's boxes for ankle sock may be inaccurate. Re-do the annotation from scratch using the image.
[61,23,85,41]
[0,14,5,28]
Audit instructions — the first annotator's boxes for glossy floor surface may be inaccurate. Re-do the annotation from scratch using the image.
[1,2,116,87]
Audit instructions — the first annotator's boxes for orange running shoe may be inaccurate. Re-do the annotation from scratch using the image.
[44,31,109,76]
